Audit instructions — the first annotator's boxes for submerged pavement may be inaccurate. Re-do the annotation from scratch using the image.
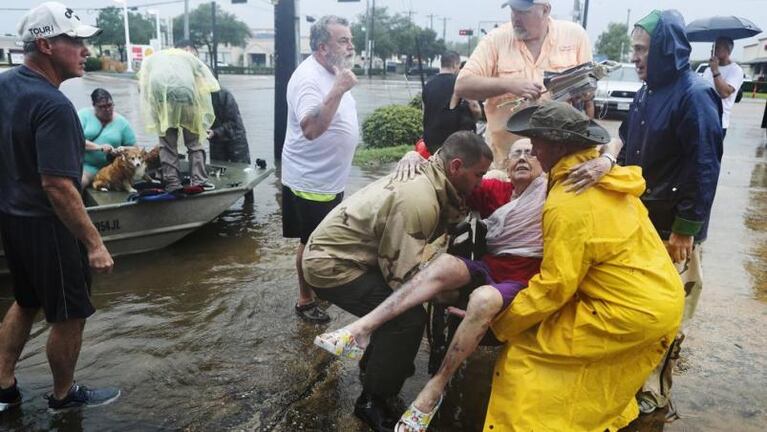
[0,74,765,431]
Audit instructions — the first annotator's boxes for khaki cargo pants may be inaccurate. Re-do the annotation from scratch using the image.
[638,244,703,418]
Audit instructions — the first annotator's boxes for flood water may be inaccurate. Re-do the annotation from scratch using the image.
[0,73,765,431]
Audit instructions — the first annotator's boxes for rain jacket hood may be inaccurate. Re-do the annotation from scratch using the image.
[138,48,220,138]
[645,10,691,90]
[619,9,722,242]
[550,148,646,198]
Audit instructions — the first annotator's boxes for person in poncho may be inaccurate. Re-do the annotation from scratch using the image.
[138,41,220,193]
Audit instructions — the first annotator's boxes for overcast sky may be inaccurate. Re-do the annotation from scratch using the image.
[2,0,766,61]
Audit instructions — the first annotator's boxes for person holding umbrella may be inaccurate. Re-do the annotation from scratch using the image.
[686,16,761,139]
[687,16,762,137]
[702,37,744,139]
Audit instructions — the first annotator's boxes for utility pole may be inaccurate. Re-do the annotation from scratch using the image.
[572,0,581,23]
[368,0,375,77]
[442,17,450,42]
[459,29,474,57]
[211,1,218,78]
[274,0,299,161]
[582,0,590,29]
[155,12,161,48]
[406,9,415,24]
[426,14,436,30]
[116,0,133,73]
[167,16,174,47]
[621,8,631,61]
[183,0,189,39]
[363,0,370,75]
[148,9,161,49]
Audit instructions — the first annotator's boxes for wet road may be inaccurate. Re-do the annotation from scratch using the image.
[0,73,765,431]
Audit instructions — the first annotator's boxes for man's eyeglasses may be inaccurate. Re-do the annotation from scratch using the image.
[509,148,535,159]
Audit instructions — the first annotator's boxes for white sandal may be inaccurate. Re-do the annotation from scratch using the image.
[313,328,365,360]
[395,395,444,432]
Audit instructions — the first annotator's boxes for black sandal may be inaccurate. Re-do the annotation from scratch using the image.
[295,301,331,323]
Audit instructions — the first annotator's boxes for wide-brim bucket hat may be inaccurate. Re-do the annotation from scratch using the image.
[506,101,611,147]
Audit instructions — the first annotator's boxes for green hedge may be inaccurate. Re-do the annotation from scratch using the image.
[85,57,101,71]
[353,144,412,166]
[409,92,422,110]
[362,104,423,148]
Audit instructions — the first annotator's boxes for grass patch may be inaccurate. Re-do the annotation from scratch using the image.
[743,92,767,100]
[353,144,412,166]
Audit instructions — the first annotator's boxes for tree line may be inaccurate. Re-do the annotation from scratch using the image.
[90,4,446,68]
[92,3,635,68]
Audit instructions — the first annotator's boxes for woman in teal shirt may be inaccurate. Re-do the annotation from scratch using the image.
[79,88,137,186]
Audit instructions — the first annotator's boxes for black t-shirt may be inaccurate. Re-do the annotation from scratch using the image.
[422,73,476,153]
[0,65,84,217]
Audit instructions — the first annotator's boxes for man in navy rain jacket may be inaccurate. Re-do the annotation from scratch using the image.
[619,9,723,418]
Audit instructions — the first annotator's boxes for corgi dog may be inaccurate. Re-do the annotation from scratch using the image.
[92,146,151,193]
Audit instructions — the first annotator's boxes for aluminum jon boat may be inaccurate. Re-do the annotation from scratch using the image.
[0,161,274,275]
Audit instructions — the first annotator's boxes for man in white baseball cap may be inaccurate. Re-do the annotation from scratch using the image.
[17,1,101,42]
[0,2,119,413]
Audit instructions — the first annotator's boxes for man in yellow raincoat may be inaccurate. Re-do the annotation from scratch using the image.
[138,41,220,193]
[484,101,684,431]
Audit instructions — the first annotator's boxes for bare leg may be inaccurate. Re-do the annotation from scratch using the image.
[345,254,471,347]
[410,285,503,412]
[296,242,315,306]
[47,318,85,400]
[0,303,37,389]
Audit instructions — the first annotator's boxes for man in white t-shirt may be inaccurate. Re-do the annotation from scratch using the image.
[703,36,744,138]
[281,15,358,323]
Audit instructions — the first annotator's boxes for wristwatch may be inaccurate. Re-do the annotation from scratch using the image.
[601,153,617,168]
[713,72,721,78]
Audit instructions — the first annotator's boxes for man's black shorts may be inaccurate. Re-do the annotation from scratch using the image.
[0,212,94,323]
[281,185,343,244]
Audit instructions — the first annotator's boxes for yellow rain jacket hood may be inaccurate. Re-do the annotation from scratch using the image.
[485,148,684,432]
[138,48,220,138]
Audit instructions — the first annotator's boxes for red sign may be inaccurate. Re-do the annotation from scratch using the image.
[132,45,143,60]
[458,29,474,36]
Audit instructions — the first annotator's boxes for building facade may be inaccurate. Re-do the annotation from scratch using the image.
[0,35,23,66]
[743,37,767,80]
